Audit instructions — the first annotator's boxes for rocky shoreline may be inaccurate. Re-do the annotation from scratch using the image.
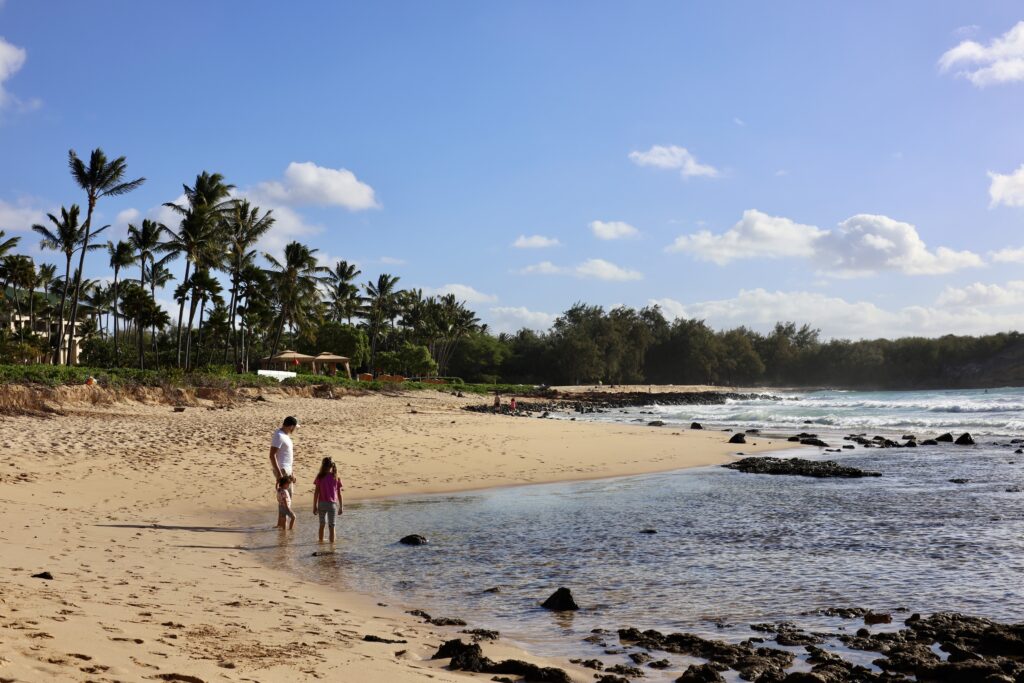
[463,391,780,416]
[426,609,1024,682]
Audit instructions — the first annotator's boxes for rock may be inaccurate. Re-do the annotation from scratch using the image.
[690,422,703,430]
[675,663,725,682]
[728,433,747,444]
[639,528,658,534]
[489,659,572,683]
[864,612,892,625]
[647,420,665,427]
[570,658,603,670]
[955,432,976,446]
[902,434,916,441]
[936,432,954,442]
[595,676,629,683]
[605,664,643,677]
[722,457,881,478]
[628,652,652,664]
[1015,449,1023,454]
[461,629,500,641]
[787,436,801,442]
[429,616,467,626]
[541,587,579,611]
[903,440,918,448]
[921,439,939,445]
[949,478,970,484]
[363,634,407,644]
[745,428,761,434]
[172,406,186,412]
[800,438,830,447]
[648,659,671,669]
[31,571,53,580]
[399,534,428,546]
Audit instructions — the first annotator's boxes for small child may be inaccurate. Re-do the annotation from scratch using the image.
[312,457,344,543]
[276,474,296,529]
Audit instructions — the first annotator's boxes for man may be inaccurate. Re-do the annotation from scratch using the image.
[270,416,299,484]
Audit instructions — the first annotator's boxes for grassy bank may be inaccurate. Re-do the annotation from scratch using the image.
[0,364,539,397]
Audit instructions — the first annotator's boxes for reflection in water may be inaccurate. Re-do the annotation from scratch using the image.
[250,441,1024,671]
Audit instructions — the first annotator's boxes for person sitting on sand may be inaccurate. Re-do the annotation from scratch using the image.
[270,416,298,489]
[276,474,296,530]
[312,456,344,543]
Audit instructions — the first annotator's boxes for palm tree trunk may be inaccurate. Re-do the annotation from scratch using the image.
[196,295,207,367]
[112,268,120,365]
[224,269,237,363]
[138,259,146,370]
[184,289,200,371]
[175,260,191,367]
[53,255,72,364]
[269,307,288,359]
[66,197,95,366]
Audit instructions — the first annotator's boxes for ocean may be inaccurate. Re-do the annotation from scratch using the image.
[253,388,1024,680]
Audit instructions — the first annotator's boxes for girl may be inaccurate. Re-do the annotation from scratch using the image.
[312,457,344,543]
[276,474,296,530]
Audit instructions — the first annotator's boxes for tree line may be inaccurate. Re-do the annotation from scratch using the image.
[2,147,1021,389]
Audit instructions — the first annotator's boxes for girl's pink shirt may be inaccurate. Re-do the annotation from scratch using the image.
[315,473,343,502]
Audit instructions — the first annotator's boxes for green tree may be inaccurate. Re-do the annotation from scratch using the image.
[66,148,145,365]
[106,239,137,365]
[264,241,329,358]
[223,200,274,363]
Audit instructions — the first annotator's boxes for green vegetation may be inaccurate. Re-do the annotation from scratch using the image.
[2,147,1022,391]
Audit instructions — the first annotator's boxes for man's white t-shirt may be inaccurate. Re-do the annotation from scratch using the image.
[271,428,294,474]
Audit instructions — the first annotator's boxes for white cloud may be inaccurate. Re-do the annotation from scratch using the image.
[590,220,639,241]
[517,258,643,281]
[628,145,719,179]
[574,258,642,281]
[936,280,1024,307]
[651,288,1024,339]
[423,283,497,304]
[991,246,1024,263]
[733,117,746,127]
[939,21,1024,86]
[666,209,983,276]
[379,256,405,265]
[487,306,556,334]
[513,234,560,248]
[108,207,141,241]
[666,209,823,264]
[0,37,38,112]
[258,161,378,210]
[0,197,47,233]
[988,164,1024,207]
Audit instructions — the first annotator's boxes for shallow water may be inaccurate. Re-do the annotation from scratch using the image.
[249,388,1024,678]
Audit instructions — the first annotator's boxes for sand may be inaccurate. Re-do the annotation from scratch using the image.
[0,388,790,682]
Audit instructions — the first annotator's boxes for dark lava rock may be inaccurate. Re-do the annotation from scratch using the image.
[311,550,336,557]
[399,534,428,546]
[949,478,970,484]
[595,676,630,683]
[31,571,53,580]
[605,663,644,677]
[745,428,761,434]
[675,663,725,682]
[647,420,665,427]
[921,439,939,445]
[955,432,976,446]
[903,440,918,448]
[800,438,830,447]
[864,612,892,625]
[429,616,467,626]
[407,609,432,621]
[363,634,407,644]
[619,627,793,680]
[728,433,747,444]
[722,457,881,478]
[489,659,572,683]
[462,628,499,641]
[570,658,604,670]
[690,422,704,430]
[639,528,658,534]
[648,659,670,669]
[787,436,801,442]
[628,652,652,664]
[433,638,482,661]
[541,587,579,611]
[936,432,954,442]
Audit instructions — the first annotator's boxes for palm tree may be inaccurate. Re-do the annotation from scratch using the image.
[106,239,137,365]
[163,172,234,367]
[30,263,57,341]
[65,148,145,365]
[325,260,363,323]
[223,200,274,363]
[120,282,170,369]
[364,273,401,371]
[1,255,34,339]
[127,219,170,365]
[189,269,223,366]
[0,230,19,259]
[33,206,106,363]
[264,241,329,358]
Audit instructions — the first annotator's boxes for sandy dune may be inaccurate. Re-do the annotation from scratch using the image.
[0,389,789,682]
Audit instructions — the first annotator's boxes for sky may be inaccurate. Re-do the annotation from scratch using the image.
[2,2,1024,339]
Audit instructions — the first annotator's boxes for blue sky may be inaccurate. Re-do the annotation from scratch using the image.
[2,2,1024,337]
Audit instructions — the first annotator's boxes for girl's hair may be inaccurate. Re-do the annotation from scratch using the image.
[315,456,337,481]
[277,475,292,488]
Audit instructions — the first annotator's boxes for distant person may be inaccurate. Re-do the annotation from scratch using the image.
[312,456,344,543]
[493,394,501,413]
[509,397,517,413]
[276,474,296,530]
[270,416,299,488]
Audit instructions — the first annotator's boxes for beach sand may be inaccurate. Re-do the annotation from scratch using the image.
[0,388,788,682]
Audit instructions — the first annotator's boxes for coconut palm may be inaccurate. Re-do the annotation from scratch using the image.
[29,263,57,341]
[163,172,234,367]
[127,219,170,364]
[364,273,401,370]
[0,230,20,259]
[264,241,329,358]
[106,240,137,364]
[1,255,34,338]
[32,206,106,363]
[325,260,363,324]
[222,200,274,363]
[120,282,170,369]
[65,148,145,365]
